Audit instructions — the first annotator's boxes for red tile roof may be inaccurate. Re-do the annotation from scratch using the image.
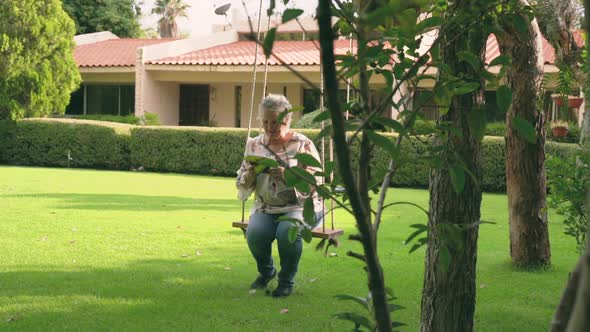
[77,32,584,68]
[486,31,584,65]
[147,40,356,66]
[75,38,174,67]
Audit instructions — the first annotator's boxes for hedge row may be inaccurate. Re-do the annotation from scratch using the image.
[0,119,580,192]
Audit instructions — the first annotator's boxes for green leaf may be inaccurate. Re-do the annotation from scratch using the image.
[313,110,331,123]
[458,51,481,70]
[373,117,405,133]
[263,28,276,58]
[496,85,512,113]
[467,108,487,141]
[449,165,465,193]
[244,156,279,167]
[513,116,537,144]
[267,0,276,16]
[295,153,322,168]
[334,295,369,310]
[301,227,312,243]
[288,225,298,243]
[382,70,394,89]
[277,106,304,124]
[416,16,443,32]
[439,244,451,272]
[452,82,480,95]
[488,55,510,67]
[282,8,303,23]
[511,13,528,33]
[366,131,399,158]
[333,313,374,329]
[303,197,315,226]
[405,229,426,246]
[388,303,406,312]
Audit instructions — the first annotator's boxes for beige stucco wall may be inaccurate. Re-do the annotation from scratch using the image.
[143,77,179,126]
[209,83,236,127]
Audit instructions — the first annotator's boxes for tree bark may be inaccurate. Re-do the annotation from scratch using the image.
[497,2,551,267]
[551,258,583,332]
[317,1,392,331]
[421,1,485,331]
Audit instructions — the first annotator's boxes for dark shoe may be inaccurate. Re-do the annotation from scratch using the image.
[271,283,293,298]
[250,270,276,290]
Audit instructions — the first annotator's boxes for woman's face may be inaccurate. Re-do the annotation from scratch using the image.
[262,109,289,139]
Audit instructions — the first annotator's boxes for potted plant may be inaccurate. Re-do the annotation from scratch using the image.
[551,94,584,109]
[551,120,570,138]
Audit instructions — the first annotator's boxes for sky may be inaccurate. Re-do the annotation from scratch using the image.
[139,0,318,37]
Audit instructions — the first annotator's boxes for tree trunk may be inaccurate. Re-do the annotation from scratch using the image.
[317,1,392,331]
[565,250,590,331]
[580,88,590,145]
[551,258,582,332]
[498,3,551,267]
[421,1,485,330]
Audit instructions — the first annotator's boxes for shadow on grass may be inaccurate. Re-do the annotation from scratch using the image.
[0,257,337,331]
[10,193,244,212]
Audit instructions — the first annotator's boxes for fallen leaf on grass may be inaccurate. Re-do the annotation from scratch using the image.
[176,226,182,229]
[196,251,202,256]
[69,240,76,244]
[280,308,289,314]
[39,236,48,241]
[479,284,487,289]
[181,254,190,258]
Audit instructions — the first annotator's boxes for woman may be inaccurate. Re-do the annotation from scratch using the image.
[236,94,323,298]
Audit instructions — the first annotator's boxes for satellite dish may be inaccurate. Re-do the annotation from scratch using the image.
[214,3,231,16]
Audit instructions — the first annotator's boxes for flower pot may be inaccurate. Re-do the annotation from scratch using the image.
[551,126,569,137]
[552,95,584,109]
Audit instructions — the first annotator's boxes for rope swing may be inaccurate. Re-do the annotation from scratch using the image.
[232,1,342,240]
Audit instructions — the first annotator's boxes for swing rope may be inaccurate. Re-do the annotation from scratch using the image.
[241,0,266,223]
[235,3,342,239]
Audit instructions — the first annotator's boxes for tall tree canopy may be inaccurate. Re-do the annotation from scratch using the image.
[62,0,143,38]
[0,0,81,120]
[152,0,190,38]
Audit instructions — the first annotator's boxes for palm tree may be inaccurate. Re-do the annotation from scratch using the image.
[151,0,190,38]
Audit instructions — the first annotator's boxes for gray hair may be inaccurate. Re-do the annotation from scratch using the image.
[258,94,293,123]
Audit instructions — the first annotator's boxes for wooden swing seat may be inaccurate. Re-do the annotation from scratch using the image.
[232,221,343,239]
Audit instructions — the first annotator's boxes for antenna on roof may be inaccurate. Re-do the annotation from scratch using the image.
[214,3,231,16]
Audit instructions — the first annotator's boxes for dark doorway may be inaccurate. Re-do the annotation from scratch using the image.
[179,85,210,126]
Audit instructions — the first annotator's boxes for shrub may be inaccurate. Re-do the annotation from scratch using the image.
[51,112,161,126]
[0,119,581,193]
[547,147,590,253]
[130,127,259,176]
[2,119,130,169]
[292,110,323,129]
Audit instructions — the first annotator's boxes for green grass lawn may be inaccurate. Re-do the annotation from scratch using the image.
[0,166,578,331]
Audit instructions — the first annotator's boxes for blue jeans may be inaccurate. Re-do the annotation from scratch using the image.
[246,210,322,287]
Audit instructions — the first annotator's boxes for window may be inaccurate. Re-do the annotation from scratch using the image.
[65,87,84,115]
[65,84,135,116]
[302,88,349,114]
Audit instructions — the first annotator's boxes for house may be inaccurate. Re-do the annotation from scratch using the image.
[68,26,585,127]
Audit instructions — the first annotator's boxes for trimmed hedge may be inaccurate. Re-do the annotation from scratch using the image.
[0,118,581,192]
[0,119,131,169]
